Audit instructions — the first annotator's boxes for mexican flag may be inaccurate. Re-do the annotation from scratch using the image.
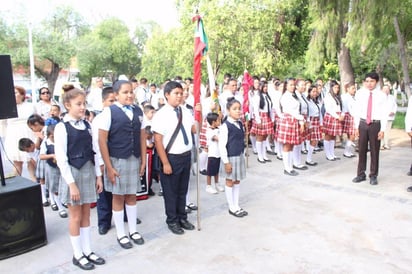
[193,14,208,122]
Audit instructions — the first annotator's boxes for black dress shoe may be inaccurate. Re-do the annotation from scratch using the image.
[343,154,356,158]
[43,201,50,207]
[352,175,366,183]
[305,161,318,166]
[284,170,298,176]
[257,159,266,163]
[84,252,105,265]
[263,158,272,162]
[72,256,95,270]
[117,236,133,249]
[179,219,195,230]
[326,157,336,161]
[129,232,145,245]
[293,165,308,170]
[228,209,244,217]
[167,223,184,235]
[407,171,412,176]
[267,151,276,155]
[370,177,378,185]
[200,170,207,175]
[276,156,283,160]
[136,217,142,224]
[407,186,412,192]
[186,203,198,210]
[98,226,109,235]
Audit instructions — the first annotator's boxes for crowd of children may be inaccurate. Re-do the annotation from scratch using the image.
[2,72,400,270]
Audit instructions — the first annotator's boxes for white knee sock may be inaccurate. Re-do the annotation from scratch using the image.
[199,150,208,171]
[344,141,353,155]
[70,235,83,259]
[330,140,336,157]
[232,184,240,211]
[324,140,331,159]
[292,145,301,166]
[256,141,263,161]
[225,185,235,211]
[125,204,137,234]
[282,151,291,172]
[113,210,126,239]
[40,184,47,203]
[277,142,283,157]
[53,193,64,210]
[265,138,272,151]
[307,145,314,162]
[250,135,257,152]
[288,151,294,170]
[49,191,56,204]
[80,226,92,256]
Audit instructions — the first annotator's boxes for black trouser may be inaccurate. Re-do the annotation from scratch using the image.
[160,151,191,224]
[357,119,381,178]
[97,183,113,229]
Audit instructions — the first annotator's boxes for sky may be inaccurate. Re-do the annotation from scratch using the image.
[0,0,180,31]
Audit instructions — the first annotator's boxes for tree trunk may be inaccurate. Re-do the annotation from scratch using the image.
[338,42,354,88]
[394,15,411,98]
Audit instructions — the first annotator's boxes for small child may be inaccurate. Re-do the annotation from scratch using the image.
[143,104,161,196]
[27,114,48,206]
[205,112,224,194]
[45,104,62,126]
[218,98,248,217]
[18,138,39,182]
[39,124,67,218]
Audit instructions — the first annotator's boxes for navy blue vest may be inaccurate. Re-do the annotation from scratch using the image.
[64,121,94,169]
[225,120,245,157]
[107,105,142,159]
[46,143,58,168]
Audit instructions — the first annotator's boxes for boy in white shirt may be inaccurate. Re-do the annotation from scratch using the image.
[205,112,224,194]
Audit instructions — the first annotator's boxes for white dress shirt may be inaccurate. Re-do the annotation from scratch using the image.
[354,87,388,131]
[280,92,303,121]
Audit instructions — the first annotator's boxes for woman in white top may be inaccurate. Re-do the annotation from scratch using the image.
[35,87,57,119]
[381,85,397,149]
[305,85,323,166]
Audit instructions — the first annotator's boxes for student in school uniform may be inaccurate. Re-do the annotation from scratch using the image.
[278,78,306,176]
[152,81,200,235]
[341,82,357,158]
[218,98,248,217]
[91,86,116,235]
[293,79,310,170]
[205,112,224,194]
[39,124,67,218]
[305,85,323,166]
[250,80,274,163]
[54,88,105,271]
[323,80,344,161]
[98,80,147,249]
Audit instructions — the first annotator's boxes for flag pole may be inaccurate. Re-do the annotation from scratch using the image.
[196,120,201,231]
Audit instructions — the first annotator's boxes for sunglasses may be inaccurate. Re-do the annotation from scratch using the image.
[41,91,50,95]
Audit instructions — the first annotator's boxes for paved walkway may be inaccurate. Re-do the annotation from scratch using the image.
[1,129,412,274]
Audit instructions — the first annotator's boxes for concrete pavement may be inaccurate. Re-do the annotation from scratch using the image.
[1,129,412,274]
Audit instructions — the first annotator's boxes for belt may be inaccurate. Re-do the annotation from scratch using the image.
[360,118,380,124]
[168,150,191,157]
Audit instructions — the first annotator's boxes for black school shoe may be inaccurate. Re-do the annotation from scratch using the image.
[72,256,94,270]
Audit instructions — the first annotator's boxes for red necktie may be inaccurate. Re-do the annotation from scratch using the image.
[366,91,372,124]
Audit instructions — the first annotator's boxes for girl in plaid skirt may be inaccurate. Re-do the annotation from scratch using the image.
[250,81,274,163]
[306,85,323,165]
[278,78,305,176]
[323,80,344,161]
[55,88,105,270]
[342,82,357,158]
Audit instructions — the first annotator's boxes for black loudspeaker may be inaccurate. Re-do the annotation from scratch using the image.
[0,176,47,260]
[0,55,18,119]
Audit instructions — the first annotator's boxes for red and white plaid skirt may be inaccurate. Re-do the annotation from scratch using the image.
[308,116,322,141]
[276,113,300,145]
[199,118,208,148]
[322,112,343,136]
[342,112,355,136]
[299,115,310,143]
[250,112,274,136]
[273,114,281,140]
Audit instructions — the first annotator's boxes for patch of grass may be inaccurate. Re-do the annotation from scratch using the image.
[393,112,406,129]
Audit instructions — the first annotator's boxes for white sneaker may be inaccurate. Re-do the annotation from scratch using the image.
[215,183,225,192]
[206,185,218,194]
